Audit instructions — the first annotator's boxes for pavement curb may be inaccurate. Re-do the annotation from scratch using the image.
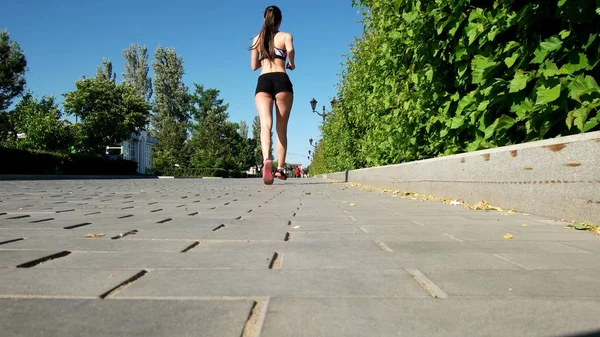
[319,131,600,224]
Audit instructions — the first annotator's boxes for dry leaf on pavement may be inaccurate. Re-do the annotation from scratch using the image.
[84,233,105,238]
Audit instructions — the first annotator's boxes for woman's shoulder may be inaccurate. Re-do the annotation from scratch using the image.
[277,31,292,37]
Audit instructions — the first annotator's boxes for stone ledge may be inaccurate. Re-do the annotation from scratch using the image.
[319,131,600,224]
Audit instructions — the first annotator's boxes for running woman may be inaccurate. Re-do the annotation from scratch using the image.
[250,5,295,185]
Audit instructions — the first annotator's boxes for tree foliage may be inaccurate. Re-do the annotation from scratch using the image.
[188,84,254,174]
[0,29,27,112]
[5,93,73,152]
[150,46,190,173]
[63,60,150,155]
[313,0,600,174]
[123,44,153,102]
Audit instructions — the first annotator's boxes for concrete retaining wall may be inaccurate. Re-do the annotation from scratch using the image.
[321,131,600,224]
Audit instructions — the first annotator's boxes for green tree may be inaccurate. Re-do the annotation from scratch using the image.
[63,60,150,155]
[95,58,116,83]
[123,44,152,102]
[188,84,231,172]
[251,115,262,168]
[238,120,249,139]
[0,29,27,112]
[0,113,10,141]
[7,93,73,152]
[151,46,190,174]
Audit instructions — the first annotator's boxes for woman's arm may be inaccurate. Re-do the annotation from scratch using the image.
[285,33,295,70]
[250,36,261,71]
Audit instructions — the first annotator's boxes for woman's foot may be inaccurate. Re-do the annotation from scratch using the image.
[275,168,287,181]
[262,159,274,185]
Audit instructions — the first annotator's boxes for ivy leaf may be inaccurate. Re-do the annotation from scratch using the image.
[568,107,592,131]
[483,119,498,139]
[402,11,418,23]
[535,83,562,105]
[457,63,468,78]
[557,0,567,7]
[560,53,591,75]
[569,75,600,102]
[477,100,490,111]
[532,36,562,64]
[584,117,599,132]
[450,115,466,129]
[466,23,484,45]
[456,92,477,115]
[471,55,497,84]
[466,134,484,151]
[541,60,560,77]
[504,52,520,68]
[584,33,597,51]
[559,30,571,39]
[515,98,534,121]
[510,71,530,93]
[455,46,468,61]
[503,41,520,52]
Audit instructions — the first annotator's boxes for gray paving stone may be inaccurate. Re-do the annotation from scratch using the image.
[0,268,141,297]
[441,229,600,242]
[261,297,600,337]
[423,269,600,298]
[0,237,196,252]
[37,251,274,269]
[116,269,429,298]
[2,178,600,336]
[290,231,451,242]
[559,241,600,253]
[461,241,594,254]
[122,226,288,240]
[287,224,361,233]
[0,298,253,337]
[0,250,66,268]
[190,239,383,253]
[0,228,128,239]
[282,251,520,270]
[497,253,600,270]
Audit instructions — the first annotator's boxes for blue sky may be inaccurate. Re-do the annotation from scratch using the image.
[1,0,364,167]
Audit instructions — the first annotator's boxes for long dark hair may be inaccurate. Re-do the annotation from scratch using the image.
[250,5,282,61]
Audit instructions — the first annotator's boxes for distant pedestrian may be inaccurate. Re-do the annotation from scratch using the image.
[249,5,295,185]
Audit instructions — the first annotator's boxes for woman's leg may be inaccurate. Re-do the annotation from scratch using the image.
[255,92,273,161]
[255,92,274,184]
[274,91,293,169]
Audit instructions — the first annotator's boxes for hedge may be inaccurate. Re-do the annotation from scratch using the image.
[0,147,138,175]
[157,167,247,178]
[312,0,600,174]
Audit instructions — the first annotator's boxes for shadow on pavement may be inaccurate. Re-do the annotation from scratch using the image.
[562,330,600,337]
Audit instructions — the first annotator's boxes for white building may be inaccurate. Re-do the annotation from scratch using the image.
[107,130,157,174]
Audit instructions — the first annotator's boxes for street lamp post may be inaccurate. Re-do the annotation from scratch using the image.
[310,98,336,122]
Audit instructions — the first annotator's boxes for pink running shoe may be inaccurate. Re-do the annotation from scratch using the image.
[262,159,274,185]
[275,168,287,181]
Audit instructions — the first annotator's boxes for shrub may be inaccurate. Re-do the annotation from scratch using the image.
[0,147,138,175]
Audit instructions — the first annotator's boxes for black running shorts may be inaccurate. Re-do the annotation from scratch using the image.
[255,72,293,98]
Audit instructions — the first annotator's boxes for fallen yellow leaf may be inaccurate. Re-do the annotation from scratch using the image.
[522,224,528,227]
[350,203,356,206]
[504,233,514,239]
[84,233,105,238]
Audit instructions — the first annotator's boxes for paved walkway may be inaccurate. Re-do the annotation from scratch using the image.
[0,178,599,337]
